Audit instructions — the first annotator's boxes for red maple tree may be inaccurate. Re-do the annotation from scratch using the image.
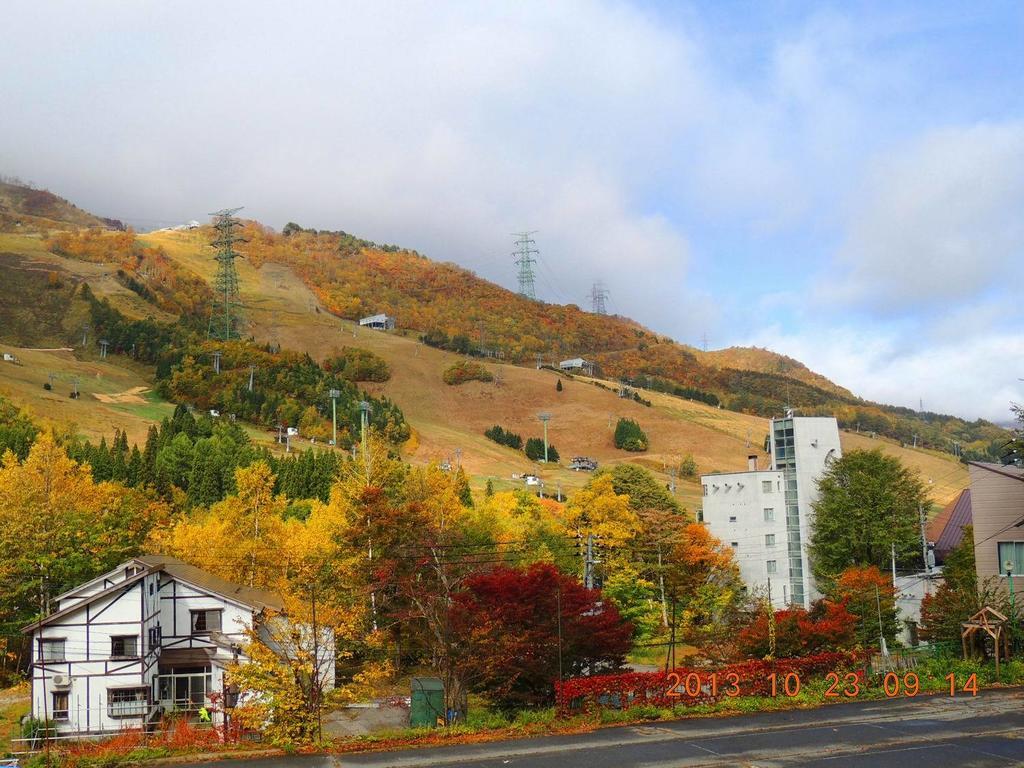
[451,563,633,710]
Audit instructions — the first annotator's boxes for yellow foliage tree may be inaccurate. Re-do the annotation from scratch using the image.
[0,432,168,624]
[157,461,290,592]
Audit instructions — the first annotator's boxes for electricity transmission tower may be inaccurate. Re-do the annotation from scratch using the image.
[209,207,245,340]
[512,231,538,300]
[590,282,609,315]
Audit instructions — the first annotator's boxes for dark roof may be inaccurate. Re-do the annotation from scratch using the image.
[25,555,284,634]
[134,555,284,612]
[968,461,1024,482]
[928,489,972,563]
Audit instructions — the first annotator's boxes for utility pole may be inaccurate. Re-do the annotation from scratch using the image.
[310,583,322,744]
[213,350,222,375]
[38,563,51,767]
[919,503,930,574]
[584,533,595,589]
[701,332,708,353]
[875,584,889,658]
[80,322,90,348]
[891,542,897,584]
[590,281,609,315]
[209,207,245,340]
[668,467,677,494]
[328,389,340,446]
[359,401,371,464]
[248,365,256,392]
[556,481,562,502]
[538,412,551,462]
[277,423,283,445]
[555,586,563,689]
[1005,560,1017,644]
[512,231,538,300]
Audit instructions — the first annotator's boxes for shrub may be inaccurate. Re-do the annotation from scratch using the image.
[736,599,858,658]
[525,437,559,462]
[323,347,391,382]
[443,361,494,385]
[678,453,698,479]
[484,425,523,450]
[556,651,863,713]
[613,418,648,452]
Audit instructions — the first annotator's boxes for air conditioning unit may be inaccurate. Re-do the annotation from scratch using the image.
[51,673,71,688]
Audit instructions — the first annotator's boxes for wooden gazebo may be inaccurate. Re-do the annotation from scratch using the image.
[961,606,1011,676]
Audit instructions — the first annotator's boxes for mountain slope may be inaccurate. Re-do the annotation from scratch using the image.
[0,179,116,231]
[0,186,996,510]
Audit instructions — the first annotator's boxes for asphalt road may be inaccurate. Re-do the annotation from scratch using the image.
[175,688,1024,767]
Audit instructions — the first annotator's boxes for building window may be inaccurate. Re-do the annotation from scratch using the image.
[124,565,143,579]
[731,542,739,549]
[190,610,222,634]
[728,515,737,523]
[40,639,65,662]
[52,691,69,721]
[111,635,138,659]
[767,560,777,574]
[763,508,774,522]
[997,541,1024,575]
[108,687,149,718]
[697,509,704,523]
[702,484,708,497]
[148,625,162,650]
[762,480,772,493]
[765,534,776,546]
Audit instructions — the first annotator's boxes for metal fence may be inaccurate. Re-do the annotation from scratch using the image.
[4,706,250,757]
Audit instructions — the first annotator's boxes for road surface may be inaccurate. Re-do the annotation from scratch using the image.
[175,688,1024,767]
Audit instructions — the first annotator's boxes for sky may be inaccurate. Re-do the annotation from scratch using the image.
[1,0,1022,422]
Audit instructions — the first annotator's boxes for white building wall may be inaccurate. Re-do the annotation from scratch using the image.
[31,574,159,735]
[701,469,790,608]
[31,570,259,736]
[773,417,843,605]
[700,416,842,610]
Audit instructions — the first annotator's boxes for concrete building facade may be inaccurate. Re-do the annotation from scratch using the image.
[701,415,842,609]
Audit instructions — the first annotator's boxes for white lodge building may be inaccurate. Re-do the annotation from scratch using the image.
[23,555,285,736]
[700,415,842,609]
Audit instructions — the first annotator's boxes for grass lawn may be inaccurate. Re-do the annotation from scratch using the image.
[0,683,29,757]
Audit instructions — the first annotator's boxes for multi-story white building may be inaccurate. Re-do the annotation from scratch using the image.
[700,415,841,609]
[22,555,329,738]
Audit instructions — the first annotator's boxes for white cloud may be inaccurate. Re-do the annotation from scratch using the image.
[748,323,1024,422]
[823,122,1024,311]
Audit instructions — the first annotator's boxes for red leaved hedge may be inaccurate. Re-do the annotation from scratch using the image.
[555,651,865,713]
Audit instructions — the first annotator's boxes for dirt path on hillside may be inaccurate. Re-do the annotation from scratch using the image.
[93,385,149,404]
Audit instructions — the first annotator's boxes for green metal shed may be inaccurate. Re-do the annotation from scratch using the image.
[409,677,445,728]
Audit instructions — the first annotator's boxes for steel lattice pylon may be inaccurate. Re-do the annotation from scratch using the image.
[209,207,245,340]
[512,231,538,300]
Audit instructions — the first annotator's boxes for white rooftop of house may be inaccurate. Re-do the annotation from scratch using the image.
[560,357,589,367]
[359,313,392,323]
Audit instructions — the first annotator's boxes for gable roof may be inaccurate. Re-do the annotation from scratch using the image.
[134,555,284,612]
[968,461,1024,483]
[23,569,151,633]
[25,555,284,634]
[927,488,972,562]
